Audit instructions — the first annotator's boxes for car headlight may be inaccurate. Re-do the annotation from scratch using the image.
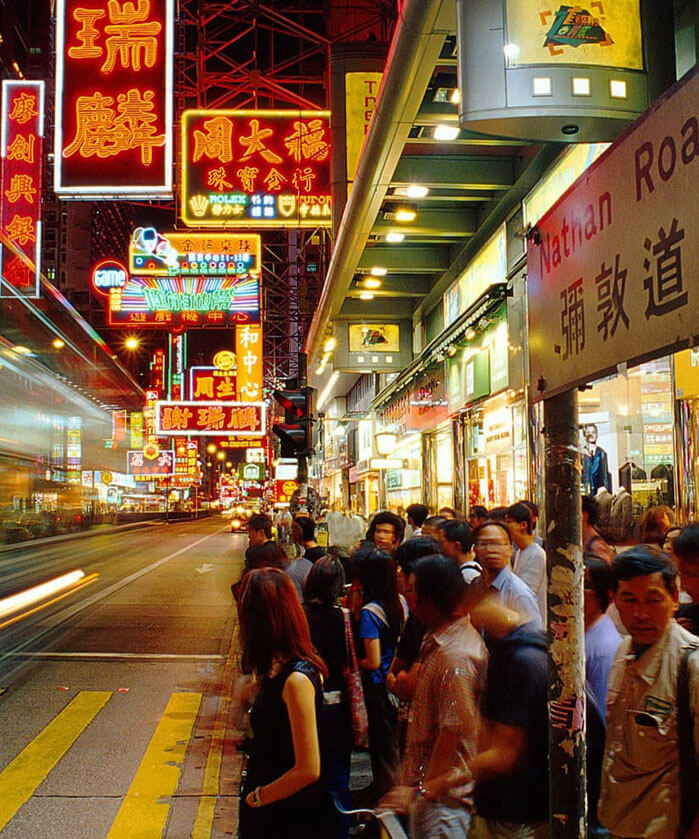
[232,518,242,529]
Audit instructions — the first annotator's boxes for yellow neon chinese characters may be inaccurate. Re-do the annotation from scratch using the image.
[193,116,233,163]
[239,119,282,164]
[6,215,36,246]
[63,88,165,165]
[68,8,105,59]
[7,134,35,163]
[5,174,37,204]
[284,119,329,163]
[8,93,38,125]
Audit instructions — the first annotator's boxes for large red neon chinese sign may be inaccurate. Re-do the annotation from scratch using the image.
[54,0,173,198]
[181,110,332,228]
[0,81,45,298]
[155,401,266,437]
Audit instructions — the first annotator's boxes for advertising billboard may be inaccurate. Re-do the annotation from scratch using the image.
[155,401,266,436]
[0,81,45,298]
[129,228,260,276]
[54,0,173,198]
[181,109,332,228]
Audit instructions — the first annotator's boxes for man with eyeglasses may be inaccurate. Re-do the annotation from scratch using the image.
[472,521,542,629]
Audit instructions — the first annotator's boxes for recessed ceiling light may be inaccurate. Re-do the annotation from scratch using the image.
[359,291,375,300]
[370,266,387,276]
[434,124,460,141]
[385,232,405,243]
[395,208,417,222]
[450,88,461,104]
[609,79,627,99]
[533,77,552,96]
[405,184,429,198]
[364,278,382,289]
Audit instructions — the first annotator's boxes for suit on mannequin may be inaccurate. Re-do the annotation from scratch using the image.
[582,424,611,494]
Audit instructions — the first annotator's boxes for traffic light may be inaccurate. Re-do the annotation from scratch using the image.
[272,387,315,458]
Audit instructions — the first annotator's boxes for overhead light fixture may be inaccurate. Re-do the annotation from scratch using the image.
[465,327,476,340]
[609,79,627,99]
[405,184,429,198]
[370,266,387,276]
[503,43,520,62]
[433,86,459,104]
[52,338,66,350]
[317,371,340,411]
[434,124,460,141]
[323,336,337,353]
[13,345,33,355]
[395,207,417,223]
[450,88,461,105]
[572,77,591,96]
[124,336,140,350]
[385,232,405,243]
[533,77,552,96]
[364,278,382,290]
[446,345,458,357]
[359,291,375,300]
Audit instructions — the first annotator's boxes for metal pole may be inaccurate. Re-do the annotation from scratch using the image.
[543,388,586,838]
[297,351,309,485]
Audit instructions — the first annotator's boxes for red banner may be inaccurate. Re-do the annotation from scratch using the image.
[1,81,45,298]
[155,401,266,436]
[189,367,237,401]
[54,0,173,198]
[181,109,332,228]
[274,479,298,504]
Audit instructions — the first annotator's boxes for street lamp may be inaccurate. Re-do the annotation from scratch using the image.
[207,443,217,454]
[124,336,140,350]
[376,432,398,456]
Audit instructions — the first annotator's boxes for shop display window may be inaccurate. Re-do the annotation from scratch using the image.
[579,356,674,543]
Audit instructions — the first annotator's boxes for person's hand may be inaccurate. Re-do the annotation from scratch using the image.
[677,616,694,632]
[386,671,397,693]
[379,785,413,815]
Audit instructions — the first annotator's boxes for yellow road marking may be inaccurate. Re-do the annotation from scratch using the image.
[191,620,239,839]
[0,690,112,832]
[107,692,202,839]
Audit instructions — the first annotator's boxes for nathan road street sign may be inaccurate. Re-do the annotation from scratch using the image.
[527,66,698,402]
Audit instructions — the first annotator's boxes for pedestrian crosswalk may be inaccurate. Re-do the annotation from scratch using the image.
[0,690,205,838]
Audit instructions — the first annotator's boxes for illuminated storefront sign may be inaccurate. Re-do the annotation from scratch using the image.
[108,274,260,327]
[128,448,175,476]
[54,0,173,198]
[91,258,128,294]
[444,225,507,325]
[130,412,144,449]
[189,366,237,401]
[0,80,45,298]
[235,324,263,401]
[181,109,332,228]
[345,72,382,184]
[504,0,643,68]
[129,228,260,276]
[155,401,266,436]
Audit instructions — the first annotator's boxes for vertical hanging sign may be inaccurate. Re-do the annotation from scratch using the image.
[236,324,263,402]
[54,0,173,198]
[0,80,45,298]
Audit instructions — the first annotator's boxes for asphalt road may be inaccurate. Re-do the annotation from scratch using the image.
[0,516,246,839]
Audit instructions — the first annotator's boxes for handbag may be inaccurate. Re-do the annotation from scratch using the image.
[341,607,368,748]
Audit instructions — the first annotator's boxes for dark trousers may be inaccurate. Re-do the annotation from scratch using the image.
[363,678,399,803]
[321,704,352,839]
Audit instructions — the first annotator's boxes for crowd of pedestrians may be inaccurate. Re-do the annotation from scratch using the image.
[230,500,699,839]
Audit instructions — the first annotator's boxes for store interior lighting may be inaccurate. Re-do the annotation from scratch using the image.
[434,124,460,141]
[395,207,417,222]
[385,232,405,243]
[364,278,382,290]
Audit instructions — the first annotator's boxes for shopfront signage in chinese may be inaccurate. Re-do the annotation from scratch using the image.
[238,462,264,482]
[54,0,173,198]
[274,479,298,504]
[189,366,237,401]
[527,67,699,402]
[504,0,642,69]
[129,228,260,276]
[345,72,382,184]
[235,324,263,401]
[155,401,265,436]
[128,448,174,476]
[107,274,260,327]
[0,80,45,298]
[181,109,332,228]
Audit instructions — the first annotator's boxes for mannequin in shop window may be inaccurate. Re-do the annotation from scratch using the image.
[581,424,611,494]
[618,461,647,494]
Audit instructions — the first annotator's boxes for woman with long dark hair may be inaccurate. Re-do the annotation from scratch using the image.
[303,557,353,839]
[353,544,406,805]
[236,567,330,838]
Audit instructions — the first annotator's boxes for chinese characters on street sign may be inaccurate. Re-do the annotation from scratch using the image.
[527,68,698,401]
[236,324,263,401]
[107,274,260,327]
[128,448,174,476]
[181,109,332,228]
[129,229,260,276]
[0,81,45,298]
[189,367,237,401]
[55,0,173,198]
[155,401,266,436]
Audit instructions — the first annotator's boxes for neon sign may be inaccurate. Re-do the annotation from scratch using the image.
[181,109,332,228]
[108,274,260,327]
[0,81,45,299]
[236,324,263,401]
[54,0,173,198]
[91,258,128,293]
[155,401,266,437]
[189,367,237,401]
[128,448,175,476]
[129,228,260,275]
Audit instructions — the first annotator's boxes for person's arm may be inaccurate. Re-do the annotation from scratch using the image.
[391,661,421,700]
[360,637,381,671]
[473,720,527,780]
[245,671,320,807]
